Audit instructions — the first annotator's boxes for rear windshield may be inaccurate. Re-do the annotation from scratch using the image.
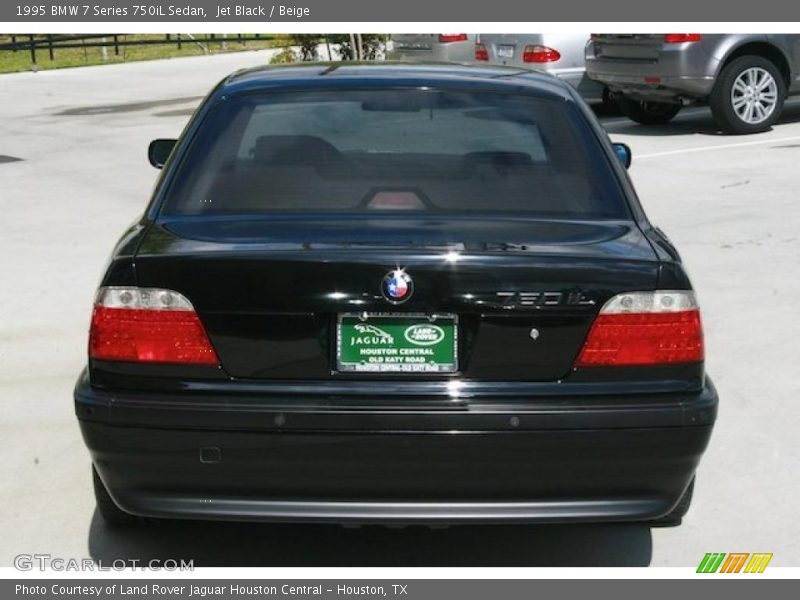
[160,89,628,219]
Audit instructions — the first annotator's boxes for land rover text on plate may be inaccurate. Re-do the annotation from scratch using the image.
[75,64,717,527]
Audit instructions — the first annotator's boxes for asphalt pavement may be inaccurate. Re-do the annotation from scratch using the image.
[1,52,798,567]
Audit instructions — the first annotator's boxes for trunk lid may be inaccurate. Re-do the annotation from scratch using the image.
[134,216,659,381]
[479,34,546,67]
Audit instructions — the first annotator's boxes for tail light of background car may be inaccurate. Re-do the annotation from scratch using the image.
[575,291,704,367]
[439,34,468,43]
[664,34,702,44]
[522,45,562,63]
[475,43,489,61]
[89,286,219,365]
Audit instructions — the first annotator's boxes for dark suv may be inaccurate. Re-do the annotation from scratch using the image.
[586,34,800,134]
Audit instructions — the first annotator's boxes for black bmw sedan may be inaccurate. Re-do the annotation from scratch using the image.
[75,63,717,527]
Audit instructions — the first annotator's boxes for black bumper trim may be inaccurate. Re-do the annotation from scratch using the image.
[119,496,671,525]
[83,420,711,524]
[77,373,716,524]
[75,374,717,432]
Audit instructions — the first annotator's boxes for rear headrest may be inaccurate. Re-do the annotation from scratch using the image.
[251,135,344,167]
[463,151,535,170]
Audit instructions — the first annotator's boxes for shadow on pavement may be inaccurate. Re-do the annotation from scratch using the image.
[88,511,652,567]
[597,98,800,137]
[590,102,623,119]
[55,96,203,116]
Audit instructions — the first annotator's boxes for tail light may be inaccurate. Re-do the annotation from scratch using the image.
[575,291,704,367]
[664,34,702,44]
[89,287,219,365]
[439,34,468,43]
[523,45,561,63]
[475,43,489,61]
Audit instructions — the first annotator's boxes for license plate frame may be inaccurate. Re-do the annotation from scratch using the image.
[336,312,458,374]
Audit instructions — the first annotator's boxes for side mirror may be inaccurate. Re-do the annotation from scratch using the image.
[148,138,177,169]
[612,142,632,169]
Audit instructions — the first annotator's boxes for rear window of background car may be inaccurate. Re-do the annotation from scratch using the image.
[159,89,629,219]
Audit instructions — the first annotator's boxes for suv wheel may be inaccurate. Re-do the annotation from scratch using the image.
[650,479,694,527]
[710,55,785,134]
[93,466,139,526]
[600,87,621,115]
[616,95,682,125]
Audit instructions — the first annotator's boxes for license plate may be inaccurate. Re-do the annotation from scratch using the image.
[396,42,431,51]
[336,313,458,373]
[497,45,515,58]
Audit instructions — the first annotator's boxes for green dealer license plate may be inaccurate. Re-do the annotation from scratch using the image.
[337,313,458,373]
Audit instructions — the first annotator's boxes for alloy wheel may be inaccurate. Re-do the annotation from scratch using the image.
[731,67,779,124]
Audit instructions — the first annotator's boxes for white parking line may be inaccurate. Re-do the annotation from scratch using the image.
[636,134,800,159]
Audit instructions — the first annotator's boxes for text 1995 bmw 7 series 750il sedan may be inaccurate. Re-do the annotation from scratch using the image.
[75,64,717,527]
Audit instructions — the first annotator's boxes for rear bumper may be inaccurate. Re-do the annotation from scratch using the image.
[588,74,714,103]
[76,375,717,524]
[585,41,720,101]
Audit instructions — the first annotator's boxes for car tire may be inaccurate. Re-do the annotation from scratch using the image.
[709,55,786,135]
[650,479,694,527]
[616,95,682,125]
[600,88,621,115]
[93,466,139,526]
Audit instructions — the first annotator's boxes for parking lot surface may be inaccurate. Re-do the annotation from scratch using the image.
[1,53,798,567]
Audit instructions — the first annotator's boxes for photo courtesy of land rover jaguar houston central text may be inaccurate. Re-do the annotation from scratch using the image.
[75,64,717,527]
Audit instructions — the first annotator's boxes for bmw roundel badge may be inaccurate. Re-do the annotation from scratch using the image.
[381,269,414,304]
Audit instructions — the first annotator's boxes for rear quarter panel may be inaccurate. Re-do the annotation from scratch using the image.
[768,35,800,92]
[706,34,797,87]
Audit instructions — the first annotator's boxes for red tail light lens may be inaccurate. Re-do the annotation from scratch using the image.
[439,34,468,43]
[664,34,702,44]
[523,45,561,63]
[575,291,704,367]
[475,43,489,61]
[89,287,218,365]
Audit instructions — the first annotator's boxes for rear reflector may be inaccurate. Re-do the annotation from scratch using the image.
[89,287,218,365]
[522,45,561,63]
[439,34,468,43]
[475,43,489,61]
[664,34,702,44]
[575,291,704,367]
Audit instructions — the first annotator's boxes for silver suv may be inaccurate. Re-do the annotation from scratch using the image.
[586,34,800,134]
